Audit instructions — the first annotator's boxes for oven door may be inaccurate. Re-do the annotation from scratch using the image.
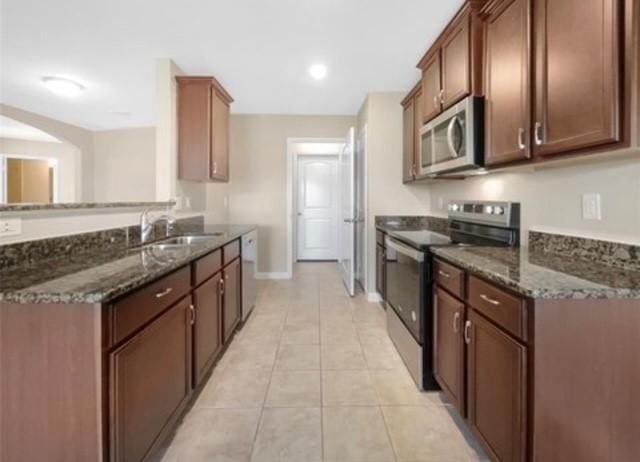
[384,237,423,344]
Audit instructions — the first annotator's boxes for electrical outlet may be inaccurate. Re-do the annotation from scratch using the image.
[582,193,602,220]
[0,218,22,237]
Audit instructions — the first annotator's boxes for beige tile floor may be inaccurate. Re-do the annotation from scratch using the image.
[162,263,488,462]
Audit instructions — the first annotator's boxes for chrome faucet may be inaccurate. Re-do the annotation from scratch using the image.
[140,206,176,244]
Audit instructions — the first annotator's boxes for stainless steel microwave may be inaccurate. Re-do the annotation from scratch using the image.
[418,96,484,176]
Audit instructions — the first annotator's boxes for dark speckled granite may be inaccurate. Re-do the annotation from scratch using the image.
[375,215,450,235]
[431,246,640,299]
[0,200,175,213]
[529,231,640,272]
[0,223,257,304]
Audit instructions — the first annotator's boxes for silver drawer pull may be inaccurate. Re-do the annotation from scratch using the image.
[411,311,417,322]
[438,270,451,279]
[479,294,501,306]
[464,320,472,344]
[155,287,173,298]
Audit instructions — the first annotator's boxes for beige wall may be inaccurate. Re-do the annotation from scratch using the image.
[426,153,640,245]
[0,137,81,202]
[216,114,356,274]
[0,103,94,200]
[92,127,156,202]
[360,93,432,293]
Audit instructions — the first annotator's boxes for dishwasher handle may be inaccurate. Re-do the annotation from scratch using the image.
[385,237,424,262]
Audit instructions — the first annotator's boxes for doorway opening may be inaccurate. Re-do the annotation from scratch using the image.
[286,132,367,295]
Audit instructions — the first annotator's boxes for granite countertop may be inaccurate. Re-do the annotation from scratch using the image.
[0,224,256,305]
[0,200,176,213]
[431,246,640,299]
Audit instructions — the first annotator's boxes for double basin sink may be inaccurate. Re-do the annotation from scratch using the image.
[137,233,226,252]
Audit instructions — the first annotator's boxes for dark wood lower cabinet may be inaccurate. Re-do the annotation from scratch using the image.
[433,287,465,413]
[109,297,193,462]
[376,243,386,300]
[192,272,223,387]
[467,309,527,462]
[223,258,241,342]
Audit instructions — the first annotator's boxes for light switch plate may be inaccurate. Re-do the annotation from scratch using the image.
[582,193,602,220]
[0,218,22,237]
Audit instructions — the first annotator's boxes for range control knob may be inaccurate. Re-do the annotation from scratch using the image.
[451,203,460,212]
[494,206,504,215]
[485,205,494,214]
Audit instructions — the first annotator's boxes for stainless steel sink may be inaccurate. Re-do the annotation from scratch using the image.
[159,234,224,245]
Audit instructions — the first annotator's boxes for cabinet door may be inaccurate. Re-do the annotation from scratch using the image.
[376,244,386,300]
[421,53,442,123]
[177,81,211,181]
[110,297,192,462]
[193,273,223,386]
[433,288,465,413]
[484,0,531,165]
[467,310,527,462]
[211,89,230,181]
[402,98,416,183]
[223,258,241,343]
[413,88,423,174]
[441,13,471,108]
[533,0,621,157]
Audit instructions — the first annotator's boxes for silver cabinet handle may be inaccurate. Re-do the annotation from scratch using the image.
[438,270,451,279]
[155,287,173,298]
[534,122,545,146]
[397,304,403,312]
[213,161,218,174]
[464,320,472,344]
[219,277,225,295]
[411,311,417,322]
[439,88,445,105]
[453,312,461,333]
[518,128,526,150]
[189,304,196,325]
[479,294,501,306]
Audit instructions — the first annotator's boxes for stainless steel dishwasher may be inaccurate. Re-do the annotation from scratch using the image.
[241,230,257,321]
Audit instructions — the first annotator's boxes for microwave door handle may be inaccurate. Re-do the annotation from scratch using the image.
[446,115,460,158]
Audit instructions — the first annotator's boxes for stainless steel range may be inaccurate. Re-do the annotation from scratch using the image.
[384,201,520,390]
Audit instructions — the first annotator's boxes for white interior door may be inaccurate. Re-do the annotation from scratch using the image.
[338,127,356,296]
[296,156,339,260]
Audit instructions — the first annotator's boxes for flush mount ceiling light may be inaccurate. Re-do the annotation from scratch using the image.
[41,76,85,97]
[309,64,328,80]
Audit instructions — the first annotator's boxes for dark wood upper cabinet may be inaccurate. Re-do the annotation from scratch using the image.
[192,272,223,387]
[177,76,233,182]
[402,83,421,183]
[533,0,621,157]
[421,53,442,123]
[413,87,423,166]
[467,309,527,462]
[110,297,192,462]
[483,0,532,165]
[433,287,465,413]
[441,13,471,108]
[222,257,241,343]
[417,1,486,125]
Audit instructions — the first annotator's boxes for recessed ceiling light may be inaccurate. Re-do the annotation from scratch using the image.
[41,76,85,97]
[309,64,328,80]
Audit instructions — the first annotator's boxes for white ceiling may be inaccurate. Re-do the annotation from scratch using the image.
[0,0,464,130]
[0,115,62,143]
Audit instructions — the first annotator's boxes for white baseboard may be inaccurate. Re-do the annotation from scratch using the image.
[256,272,291,280]
[367,292,383,302]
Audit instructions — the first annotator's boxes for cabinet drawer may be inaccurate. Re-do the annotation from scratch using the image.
[434,259,465,299]
[468,275,527,341]
[112,267,191,345]
[376,230,386,246]
[223,239,240,264]
[193,249,222,286]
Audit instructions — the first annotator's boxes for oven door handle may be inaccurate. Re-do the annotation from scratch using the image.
[385,238,424,262]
